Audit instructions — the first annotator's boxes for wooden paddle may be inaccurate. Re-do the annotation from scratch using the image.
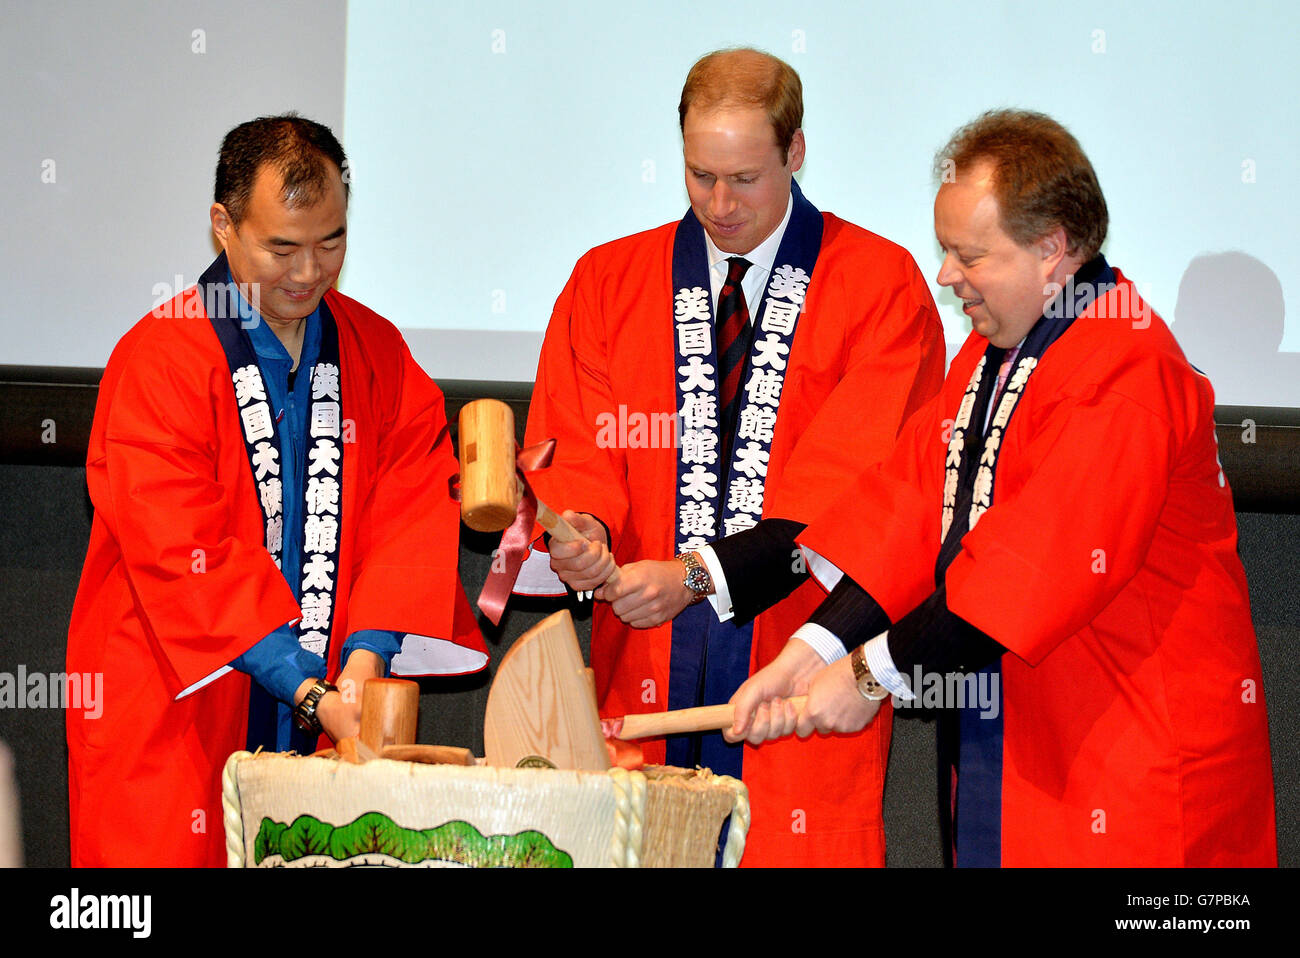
[482,610,611,771]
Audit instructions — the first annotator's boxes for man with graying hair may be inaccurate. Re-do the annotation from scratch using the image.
[67,114,487,867]
[729,109,1277,867]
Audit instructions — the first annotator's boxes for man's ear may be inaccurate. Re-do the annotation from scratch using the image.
[1038,225,1069,275]
[786,129,806,174]
[210,203,233,251]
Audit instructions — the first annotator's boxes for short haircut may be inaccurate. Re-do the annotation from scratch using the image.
[678,48,803,161]
[935,109,1108,260]
[214,113,349,226]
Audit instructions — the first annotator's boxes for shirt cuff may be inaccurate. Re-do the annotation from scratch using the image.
[230,622,327,705]
[697,545,733,621]
[865,631,914,700]
[798,543,844,592]
[342,630,404,674]
[791,623,850,665]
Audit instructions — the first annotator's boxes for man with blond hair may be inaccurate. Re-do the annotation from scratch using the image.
[728,109,1277,866]
[519,49,945,866]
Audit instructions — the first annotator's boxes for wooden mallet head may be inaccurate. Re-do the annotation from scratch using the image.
[458,398,521,533]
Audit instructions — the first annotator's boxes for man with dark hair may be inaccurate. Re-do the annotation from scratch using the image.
[518,49,946,867]
[728,109,1277,866]
[66,114,487,867]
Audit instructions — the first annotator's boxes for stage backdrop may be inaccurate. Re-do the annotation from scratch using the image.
[4,0,1297,405]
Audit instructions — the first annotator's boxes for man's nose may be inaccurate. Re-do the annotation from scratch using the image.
[709,180,737,216]
[290,249,322,284]
[936,252,960,287]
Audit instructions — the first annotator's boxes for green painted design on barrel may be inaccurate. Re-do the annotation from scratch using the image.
[253,812,574,867]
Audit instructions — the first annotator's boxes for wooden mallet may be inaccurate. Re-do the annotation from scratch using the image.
[458,397,620,588]
[326,678,475,766]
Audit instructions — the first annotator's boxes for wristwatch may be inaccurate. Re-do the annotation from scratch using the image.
[293,679,337,734]
[850,645,890,701]
[675,551,713,605]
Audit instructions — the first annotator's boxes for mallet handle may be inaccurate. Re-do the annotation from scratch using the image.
[536,500,622,589]
[616,697,808,740]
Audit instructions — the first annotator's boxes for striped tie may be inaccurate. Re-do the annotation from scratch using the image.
[716,256,753,465]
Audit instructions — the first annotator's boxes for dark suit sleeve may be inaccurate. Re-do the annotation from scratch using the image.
[803,578,1005,680]
[886,584,1005,677]
[709,518,808,624]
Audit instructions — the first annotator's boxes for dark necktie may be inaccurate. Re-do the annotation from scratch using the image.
[716,256,753,465]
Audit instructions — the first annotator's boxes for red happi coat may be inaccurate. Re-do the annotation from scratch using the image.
[67,286,487,867]
[801,271,1277,866]
[525,215,945,866]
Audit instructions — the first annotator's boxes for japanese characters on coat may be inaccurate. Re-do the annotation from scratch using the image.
[231,359,344,657]
[673,263,809,553]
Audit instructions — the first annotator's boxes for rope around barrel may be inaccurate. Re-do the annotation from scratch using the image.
[221,750,253,868]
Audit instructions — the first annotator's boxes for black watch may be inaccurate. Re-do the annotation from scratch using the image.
[293,679,337,734]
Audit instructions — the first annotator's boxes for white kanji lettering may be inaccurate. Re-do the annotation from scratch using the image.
[759,299,800,335]
[265,515,283,555]
[241,401,275,443]
[676,321,712,357]
[991,394,1015,432]
[301,553,336,592]
[946,428,964,467]
[768,264,810,303]
[744,368,783,407]
[678,391,718,431]
[251,440,280,480]
[972,467,994,509]
[306,476,340,515]
[733,441,769,478]
[304,514,339,554]
[678,535,710,552]
[674,286,711,323]
[232,365,266,406]
[726,477,766,514]
[980,429,1002,466]
[737,406,777,444]
[307,439,341,476]
[679,465,718,502]
[300,592,332,631]
[677,355,716,392]
[312,363,341,400]
[1008,356,1037,392]
[723,513,758,536]
[257,477,283,516]
[678,500,717,538]
[679,428,718,465]
[956,389,977,429]
[310,401,341,439]
[943,470,959,508]
[299,630,328,656]
[751,333,790,370]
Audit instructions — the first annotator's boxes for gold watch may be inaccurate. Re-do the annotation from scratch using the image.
[850,645,890,701]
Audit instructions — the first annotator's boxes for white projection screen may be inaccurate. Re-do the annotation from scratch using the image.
[4,0,1297,407]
